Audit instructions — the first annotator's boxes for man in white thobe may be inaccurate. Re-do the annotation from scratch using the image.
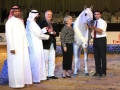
[5,6,32,88]
[26,10,49,83]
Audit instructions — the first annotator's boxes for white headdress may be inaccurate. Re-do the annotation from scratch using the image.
[27,10,39,21]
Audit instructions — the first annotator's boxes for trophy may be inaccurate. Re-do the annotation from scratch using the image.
[48,25,54,34]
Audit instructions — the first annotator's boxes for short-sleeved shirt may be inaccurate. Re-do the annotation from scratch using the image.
[91,18,107,38]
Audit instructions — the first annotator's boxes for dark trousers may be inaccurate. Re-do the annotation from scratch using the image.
[61,43,73,70]
[93,37,107,74]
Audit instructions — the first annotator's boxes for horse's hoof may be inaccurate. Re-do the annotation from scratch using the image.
[85,73,89,76]
[77,69,80,72]
[72,74,77,77]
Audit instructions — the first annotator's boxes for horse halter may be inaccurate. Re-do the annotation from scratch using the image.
[83,9,93,25]
[87,18,94,26]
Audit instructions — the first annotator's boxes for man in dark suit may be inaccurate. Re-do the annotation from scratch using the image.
[39,10,59,79]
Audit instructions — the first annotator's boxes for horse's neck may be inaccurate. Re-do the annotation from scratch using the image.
[79,21,88,32]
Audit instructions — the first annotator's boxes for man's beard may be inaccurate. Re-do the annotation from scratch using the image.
[35,17,40,23]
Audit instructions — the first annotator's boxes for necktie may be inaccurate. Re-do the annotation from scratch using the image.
[94,20,97,38]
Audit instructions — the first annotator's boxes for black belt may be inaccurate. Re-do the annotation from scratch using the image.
[93,37,106,39]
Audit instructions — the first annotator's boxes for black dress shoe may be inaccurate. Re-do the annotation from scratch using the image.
[93,72,101,77]
[66,75,71,78]
[49,76,58,79]
[47,77,49,80]
[62,76,66,78]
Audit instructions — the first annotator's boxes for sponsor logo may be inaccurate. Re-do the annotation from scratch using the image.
[118,34,120,40]
[113,33,120,44]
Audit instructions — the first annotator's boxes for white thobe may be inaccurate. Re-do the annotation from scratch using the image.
[5,16,32,88]
[26,20,49,82]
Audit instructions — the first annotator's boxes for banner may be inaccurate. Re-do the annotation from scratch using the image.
[107,32,120,44]
[0,33,6,45]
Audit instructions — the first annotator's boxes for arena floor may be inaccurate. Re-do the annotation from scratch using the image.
[0,45,120,90]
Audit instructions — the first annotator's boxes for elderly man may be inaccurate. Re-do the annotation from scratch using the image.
[5,6,32,88]
[26,10,49,83]
[39,10,59,79]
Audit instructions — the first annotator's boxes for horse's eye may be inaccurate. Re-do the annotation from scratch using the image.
[85,13,87,16]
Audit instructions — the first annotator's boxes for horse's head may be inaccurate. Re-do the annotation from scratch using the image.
[81,5,94,25]
[73,6,94,49]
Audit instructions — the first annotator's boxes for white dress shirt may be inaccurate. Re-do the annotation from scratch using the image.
[91,18,107,38]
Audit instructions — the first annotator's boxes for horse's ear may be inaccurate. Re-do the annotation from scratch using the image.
[84,5,87,9]
[90,5,93,10]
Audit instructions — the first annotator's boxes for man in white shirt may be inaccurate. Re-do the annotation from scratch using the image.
[89,10,107,77]
[5,6,32,88]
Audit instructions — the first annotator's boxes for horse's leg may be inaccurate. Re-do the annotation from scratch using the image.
[73,43,81,75]
[77,46,81,72]
[84,48,89,76]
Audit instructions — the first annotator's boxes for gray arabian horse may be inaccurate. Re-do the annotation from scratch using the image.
[73,5,94,76]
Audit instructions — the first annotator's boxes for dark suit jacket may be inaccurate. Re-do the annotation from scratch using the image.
[38,20,59,50]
